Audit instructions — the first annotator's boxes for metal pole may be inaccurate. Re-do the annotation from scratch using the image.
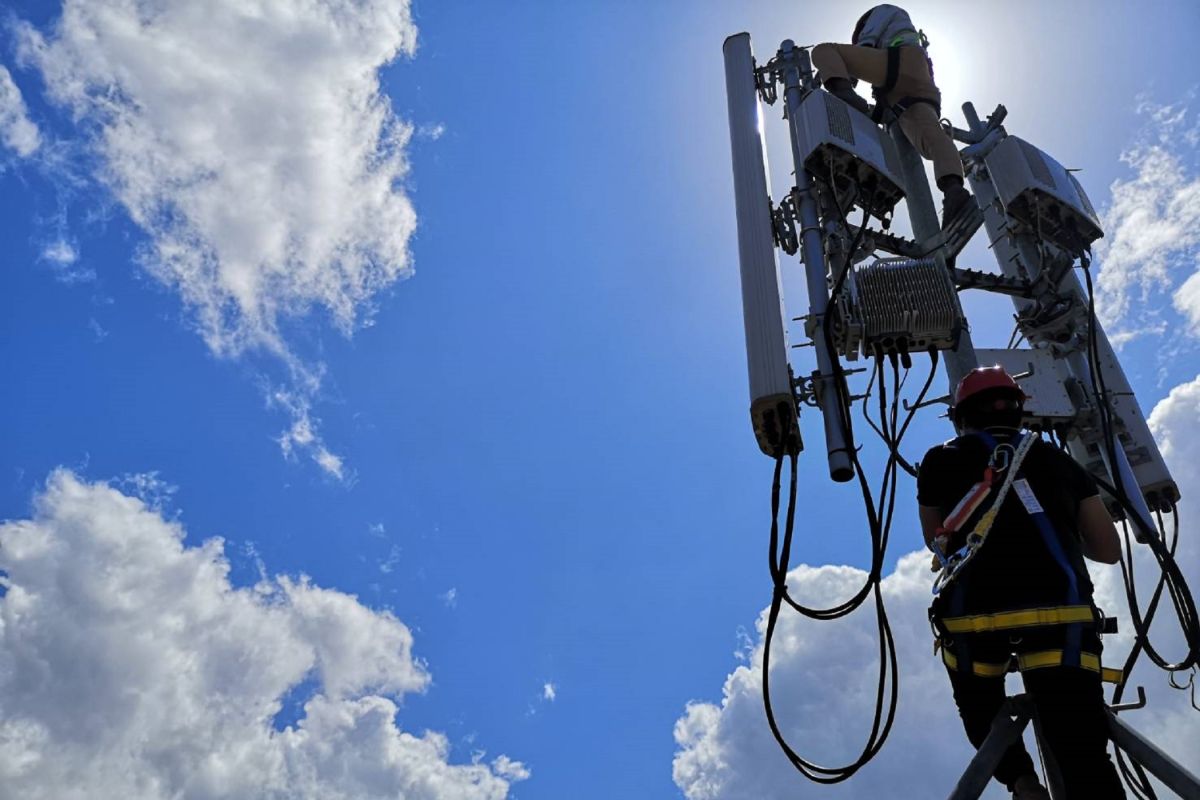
[946,695,1034,800]
[1031,714,1067,799]
[778,40,853,482]
[1107,711,1200,799]
[887,126,979,391]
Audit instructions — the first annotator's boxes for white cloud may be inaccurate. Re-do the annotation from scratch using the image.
[1149,374,1200,507]
[442,587,459,609]
[37,235,96,285]
[0,470,523,799]
[673,553,997,799]
[15,0,422,477]
[490,755,531,782]
[418,122,446,141]
[542,683,557,702]
[114,469,179,510]
[378,544,401,575]
[40,238,77,265]
[17,0,418,356]
[1094,98,1200,342]
[1173,269,1200,335]
[0,64,40,157]
[87,316,108,341]
[673,382,1200,800]
[272,384,347,481]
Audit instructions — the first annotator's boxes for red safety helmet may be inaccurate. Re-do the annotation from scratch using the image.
[951,366,1027,419]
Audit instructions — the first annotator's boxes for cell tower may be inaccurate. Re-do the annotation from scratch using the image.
[723,32,1200,798]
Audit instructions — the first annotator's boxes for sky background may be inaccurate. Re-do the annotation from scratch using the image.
[1,1,1198,799]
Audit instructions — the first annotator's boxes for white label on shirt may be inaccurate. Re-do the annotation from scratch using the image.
[1013,479,1044,514]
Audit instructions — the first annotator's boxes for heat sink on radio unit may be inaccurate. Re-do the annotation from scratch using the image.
[838,258,964,358]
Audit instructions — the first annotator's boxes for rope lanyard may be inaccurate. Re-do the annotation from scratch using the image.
[932,432,1037,595]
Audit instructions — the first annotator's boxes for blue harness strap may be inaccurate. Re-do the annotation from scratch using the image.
[948,562,972,671]
[1017,476,1084,668]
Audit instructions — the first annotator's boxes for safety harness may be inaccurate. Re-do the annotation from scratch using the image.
[929,431,1121,682]
[869,31,942,125]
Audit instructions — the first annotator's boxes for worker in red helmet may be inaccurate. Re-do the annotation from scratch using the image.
[917,366,1126,799]
[810,5,973,231]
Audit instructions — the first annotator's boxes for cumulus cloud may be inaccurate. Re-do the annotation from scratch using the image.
[542,683,557,702]
[15,0,422,477]
[1174,271,1200,336]
[673,385,1200,799]
[1094,97,1200,342]
[673,553,996,799]
[0,64,40,157]
[0,470,525,799]
[1149,375,1200,479]
[17,0,417,355]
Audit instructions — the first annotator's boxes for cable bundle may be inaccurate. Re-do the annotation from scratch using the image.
[760,196,938,782]
[1078,254,1200,797]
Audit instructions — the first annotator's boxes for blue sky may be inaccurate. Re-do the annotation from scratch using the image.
[1,1,1199,798]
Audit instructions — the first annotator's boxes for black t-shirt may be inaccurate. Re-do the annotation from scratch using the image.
[918,431,1100,614]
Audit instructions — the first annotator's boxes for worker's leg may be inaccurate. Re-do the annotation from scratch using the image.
[886,47,971,229]
[896,103,963,183]
[810,43,885,115]
[1023,666,1126,799]
[810,43,888,87]
[946,665,1039,790]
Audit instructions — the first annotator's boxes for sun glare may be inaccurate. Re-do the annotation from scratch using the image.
[919,8,988,125]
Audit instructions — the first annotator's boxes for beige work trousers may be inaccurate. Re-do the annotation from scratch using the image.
[810,43,964,182]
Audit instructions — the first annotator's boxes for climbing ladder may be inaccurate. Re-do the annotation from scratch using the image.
[950,689,1200,799]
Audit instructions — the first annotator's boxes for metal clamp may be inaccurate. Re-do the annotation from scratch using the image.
[772,191,799,255]
[754,58,779,105]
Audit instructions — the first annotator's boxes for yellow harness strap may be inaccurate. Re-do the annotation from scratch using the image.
[940,605,1096,634]
[941,648,1123,684]
[941,650,1008,678]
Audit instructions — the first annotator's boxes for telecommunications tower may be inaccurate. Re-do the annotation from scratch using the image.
[723,31,1200,798]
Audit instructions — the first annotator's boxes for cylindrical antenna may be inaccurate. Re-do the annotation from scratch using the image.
[723,33,802,457]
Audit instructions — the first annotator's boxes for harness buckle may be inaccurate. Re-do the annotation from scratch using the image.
[989,443,1015,472]
[1095,607,1119,635]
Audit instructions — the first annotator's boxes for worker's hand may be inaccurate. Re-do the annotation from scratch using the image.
[929,533,949,572]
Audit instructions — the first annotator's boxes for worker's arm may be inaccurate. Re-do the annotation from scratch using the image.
[1078,495,1121,564]
[916,447,946,552]
[919,505,943,550]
